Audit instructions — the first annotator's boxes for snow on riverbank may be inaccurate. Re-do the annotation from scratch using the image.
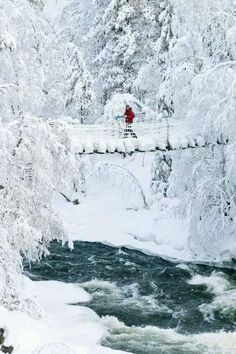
[54,193,190,261]
[54,153,192,262]
[0,278,128,354]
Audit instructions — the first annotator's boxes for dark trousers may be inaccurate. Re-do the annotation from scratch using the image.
[123,124,137,138]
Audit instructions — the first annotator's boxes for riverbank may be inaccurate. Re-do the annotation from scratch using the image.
[26,241,236,354]
[0,276,127,354]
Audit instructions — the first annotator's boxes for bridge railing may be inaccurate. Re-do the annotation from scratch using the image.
[68,123,120,138]
[49,118,210,153]
[66,120,168,140]
[50,119,194,150]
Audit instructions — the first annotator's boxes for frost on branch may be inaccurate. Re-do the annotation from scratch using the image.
[188,144,236,260]
[153,146,236,261]
[187,63,236,142]
[90,162,149,209]
[0,115,76,310]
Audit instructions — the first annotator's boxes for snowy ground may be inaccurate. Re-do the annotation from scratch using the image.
[0,278,128,354]
[55,193,190,261]
[54,153,192,262]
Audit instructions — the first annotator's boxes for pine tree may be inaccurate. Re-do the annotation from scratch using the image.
[155,0,174,119]
[94,0,138,101]
[64,43,96,123]
[61,0,161,107]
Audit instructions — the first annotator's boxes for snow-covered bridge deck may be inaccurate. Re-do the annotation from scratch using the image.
[63,121,209,154]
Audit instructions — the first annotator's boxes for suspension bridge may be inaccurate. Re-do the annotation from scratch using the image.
[52,120,213,155]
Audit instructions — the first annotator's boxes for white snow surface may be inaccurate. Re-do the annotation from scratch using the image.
[0,277,127,354]
[55,193,190,261]
[54,153,192,262]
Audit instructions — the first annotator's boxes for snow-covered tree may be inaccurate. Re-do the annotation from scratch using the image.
[61,0,161,109]
[155,0,175,118]
[1,0,236,303]
[187,62,236,142]
[0,115,77,310]
[91,0,138,101]
[64,43,96,123]
[155,0,236,121]
[188,144,236,260]
[0,0,51,122]
[151,153,172,200]
[42,41,67,119]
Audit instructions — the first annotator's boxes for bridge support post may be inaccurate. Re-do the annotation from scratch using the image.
[165,115,170,150]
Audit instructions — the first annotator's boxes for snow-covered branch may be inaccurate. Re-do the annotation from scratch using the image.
[0,115,76,310]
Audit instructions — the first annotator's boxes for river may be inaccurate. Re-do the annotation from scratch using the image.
[25,241,236,354]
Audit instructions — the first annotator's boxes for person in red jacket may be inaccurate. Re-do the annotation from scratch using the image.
[124,105,135,124]
[124,105,137,138]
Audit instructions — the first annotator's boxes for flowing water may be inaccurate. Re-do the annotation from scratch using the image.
[26,242,236,354]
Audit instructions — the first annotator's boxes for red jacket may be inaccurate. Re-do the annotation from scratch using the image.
[124,108,135,124]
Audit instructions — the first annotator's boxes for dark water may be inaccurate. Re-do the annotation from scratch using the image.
[25,242,236,354]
